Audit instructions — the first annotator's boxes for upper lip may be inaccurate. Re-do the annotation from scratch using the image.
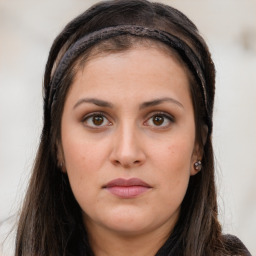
[104,178,151,188]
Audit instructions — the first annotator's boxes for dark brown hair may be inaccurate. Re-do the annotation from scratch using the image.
[15,1,250,256]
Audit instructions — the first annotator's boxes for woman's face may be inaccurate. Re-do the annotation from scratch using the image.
[61,46,200,237]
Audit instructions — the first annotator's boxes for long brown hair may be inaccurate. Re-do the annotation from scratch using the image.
[15,1,249,255]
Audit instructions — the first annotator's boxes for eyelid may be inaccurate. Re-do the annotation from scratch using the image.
[81,110,174,129]
[143,111,175,127]
[82,111,112,128]
[145,111,175,121]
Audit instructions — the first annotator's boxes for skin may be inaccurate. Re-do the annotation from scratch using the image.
[60,46,201,256]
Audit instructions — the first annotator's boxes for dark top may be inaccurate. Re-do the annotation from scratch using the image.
[76,233,252,256]
[156,234,252,256]
[75,222,252,256]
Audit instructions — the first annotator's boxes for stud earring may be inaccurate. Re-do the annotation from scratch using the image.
[194,160,202,171]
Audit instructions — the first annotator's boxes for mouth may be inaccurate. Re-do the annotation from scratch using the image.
[103,178,152,199]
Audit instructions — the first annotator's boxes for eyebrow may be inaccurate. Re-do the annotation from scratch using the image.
[139,97,184,109]
[73,98,114,109]
[73,97,184,110]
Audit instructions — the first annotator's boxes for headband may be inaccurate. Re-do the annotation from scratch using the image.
[48,25,209,127]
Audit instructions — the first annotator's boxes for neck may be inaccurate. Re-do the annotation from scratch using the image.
[85,222,174,256]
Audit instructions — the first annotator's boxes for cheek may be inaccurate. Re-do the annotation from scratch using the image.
[62,125,108,170]
[151,136,194,198]
[153,135,194,173]
[61,134,108,201]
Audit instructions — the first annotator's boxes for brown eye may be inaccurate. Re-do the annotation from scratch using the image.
[92,115,104,126]
[83,113,111,128]
[144,113,174,128]
[152,115,164,126]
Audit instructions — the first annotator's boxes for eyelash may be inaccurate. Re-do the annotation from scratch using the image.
[82,111,174,129]
[144,112,175,129]
[82,112,112,129]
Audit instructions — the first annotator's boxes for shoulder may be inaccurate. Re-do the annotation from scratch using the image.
[222,234,252,256]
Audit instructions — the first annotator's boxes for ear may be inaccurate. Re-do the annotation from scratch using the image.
[190,124,208,176]
[56,140,66,172]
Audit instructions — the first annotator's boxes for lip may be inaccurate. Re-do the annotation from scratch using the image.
[103,178,152,198]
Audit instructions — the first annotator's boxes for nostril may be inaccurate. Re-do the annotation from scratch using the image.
[114,160,120,165]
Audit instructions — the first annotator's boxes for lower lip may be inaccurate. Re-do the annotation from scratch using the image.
[106,186,150,198]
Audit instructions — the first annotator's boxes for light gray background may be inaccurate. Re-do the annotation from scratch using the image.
[1,0,256,255]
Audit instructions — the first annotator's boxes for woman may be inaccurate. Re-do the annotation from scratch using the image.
[15,0,251,255]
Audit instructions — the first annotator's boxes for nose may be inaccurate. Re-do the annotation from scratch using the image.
[109,123,146,168]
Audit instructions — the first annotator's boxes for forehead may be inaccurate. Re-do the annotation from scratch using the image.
[71,37,196,103]
[67,46,192,108]
[78,36,189,74]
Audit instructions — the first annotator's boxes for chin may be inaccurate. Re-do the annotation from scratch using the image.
[105,220,153,236]
[84,206,155,235]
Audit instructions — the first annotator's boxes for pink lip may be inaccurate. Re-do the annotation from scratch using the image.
[104,178,152,198]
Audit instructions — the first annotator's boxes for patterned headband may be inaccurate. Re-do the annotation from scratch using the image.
[48,25,209,127]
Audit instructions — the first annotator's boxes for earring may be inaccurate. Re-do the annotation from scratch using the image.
[194,160,202,171]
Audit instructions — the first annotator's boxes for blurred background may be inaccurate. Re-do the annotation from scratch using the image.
[0,0,255,255]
